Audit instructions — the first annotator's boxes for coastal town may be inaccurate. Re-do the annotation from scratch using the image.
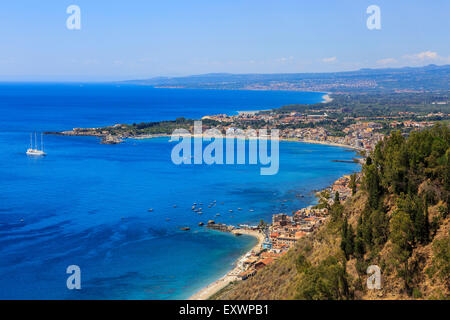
[4,0,450,305]
[190,173,357,299]
[200,106,441,153]
[44,92,448,301]
[47,94,446,156]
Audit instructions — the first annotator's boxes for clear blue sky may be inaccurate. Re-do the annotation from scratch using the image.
[0,0,449,81]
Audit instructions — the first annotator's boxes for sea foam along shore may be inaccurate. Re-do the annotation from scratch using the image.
[188,228,265,300]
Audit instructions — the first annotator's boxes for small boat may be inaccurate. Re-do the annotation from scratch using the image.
[26,133,46,156]
[180,227,190,231]
[249,209,254,212]
[173,205,177,208]
[238,208,242,211]
[229,209,233,212]
[198,222,204,226]
[148,208,154,212]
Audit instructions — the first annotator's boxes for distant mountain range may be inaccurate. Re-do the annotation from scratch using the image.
[124,64,450,93]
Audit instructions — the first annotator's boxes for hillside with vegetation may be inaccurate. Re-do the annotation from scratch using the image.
[214,125,449,300]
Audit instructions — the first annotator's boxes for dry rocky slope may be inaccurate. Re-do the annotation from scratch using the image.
[214,125,449,300]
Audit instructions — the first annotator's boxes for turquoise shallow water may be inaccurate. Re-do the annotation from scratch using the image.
[0,84,359,299]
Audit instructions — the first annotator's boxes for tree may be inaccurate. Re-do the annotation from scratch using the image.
[340,217,355,260]
[316,190,331,210]
[363,163,381,209]
[354,215,365,258]
[330,193,344,223]
[349,173,357,195]
[413,206,428,245]
[389,210,414,291]
[426,231,450,282]
[296,256,351,300]
[370,209,389,247]
[258,219,267,230]
[296,254,311,273]
[397,194,430,245]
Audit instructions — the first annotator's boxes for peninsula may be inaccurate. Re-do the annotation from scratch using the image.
[46,91,449,156]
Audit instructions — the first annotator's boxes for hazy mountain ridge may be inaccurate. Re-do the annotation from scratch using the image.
[124,65,450,93]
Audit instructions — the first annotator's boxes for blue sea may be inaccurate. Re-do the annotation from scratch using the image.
[0,84,359,299]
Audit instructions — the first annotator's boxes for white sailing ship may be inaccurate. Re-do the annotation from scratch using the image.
[26,132,46,156]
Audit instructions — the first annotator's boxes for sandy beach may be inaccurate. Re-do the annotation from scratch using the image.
[297,139,364,151]
[236,109,270,115]
[188,228,265,300]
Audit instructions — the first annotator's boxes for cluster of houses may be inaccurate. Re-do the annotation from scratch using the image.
[236,250,285,280]
[331,175,354,201]
[234,207,329,281]
[201,112,389,152]
[234,173,358,281]
[200,108,447,154]
[390,120,436,128]
[268,208,328,251]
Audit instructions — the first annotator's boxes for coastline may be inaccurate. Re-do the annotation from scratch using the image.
[236,92,332,116]
[188,228,265,300]
[296,139,364,151]
[236,110,270,116]
[45,90,362,301]
[187,140,361,300]
[130,134,363,152]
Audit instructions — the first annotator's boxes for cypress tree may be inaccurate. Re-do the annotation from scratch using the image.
[354,215,365,257]
[335,191,340,203]
[349,173,357,195]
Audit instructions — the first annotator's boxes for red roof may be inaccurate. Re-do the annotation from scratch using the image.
[270,232,280,238]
